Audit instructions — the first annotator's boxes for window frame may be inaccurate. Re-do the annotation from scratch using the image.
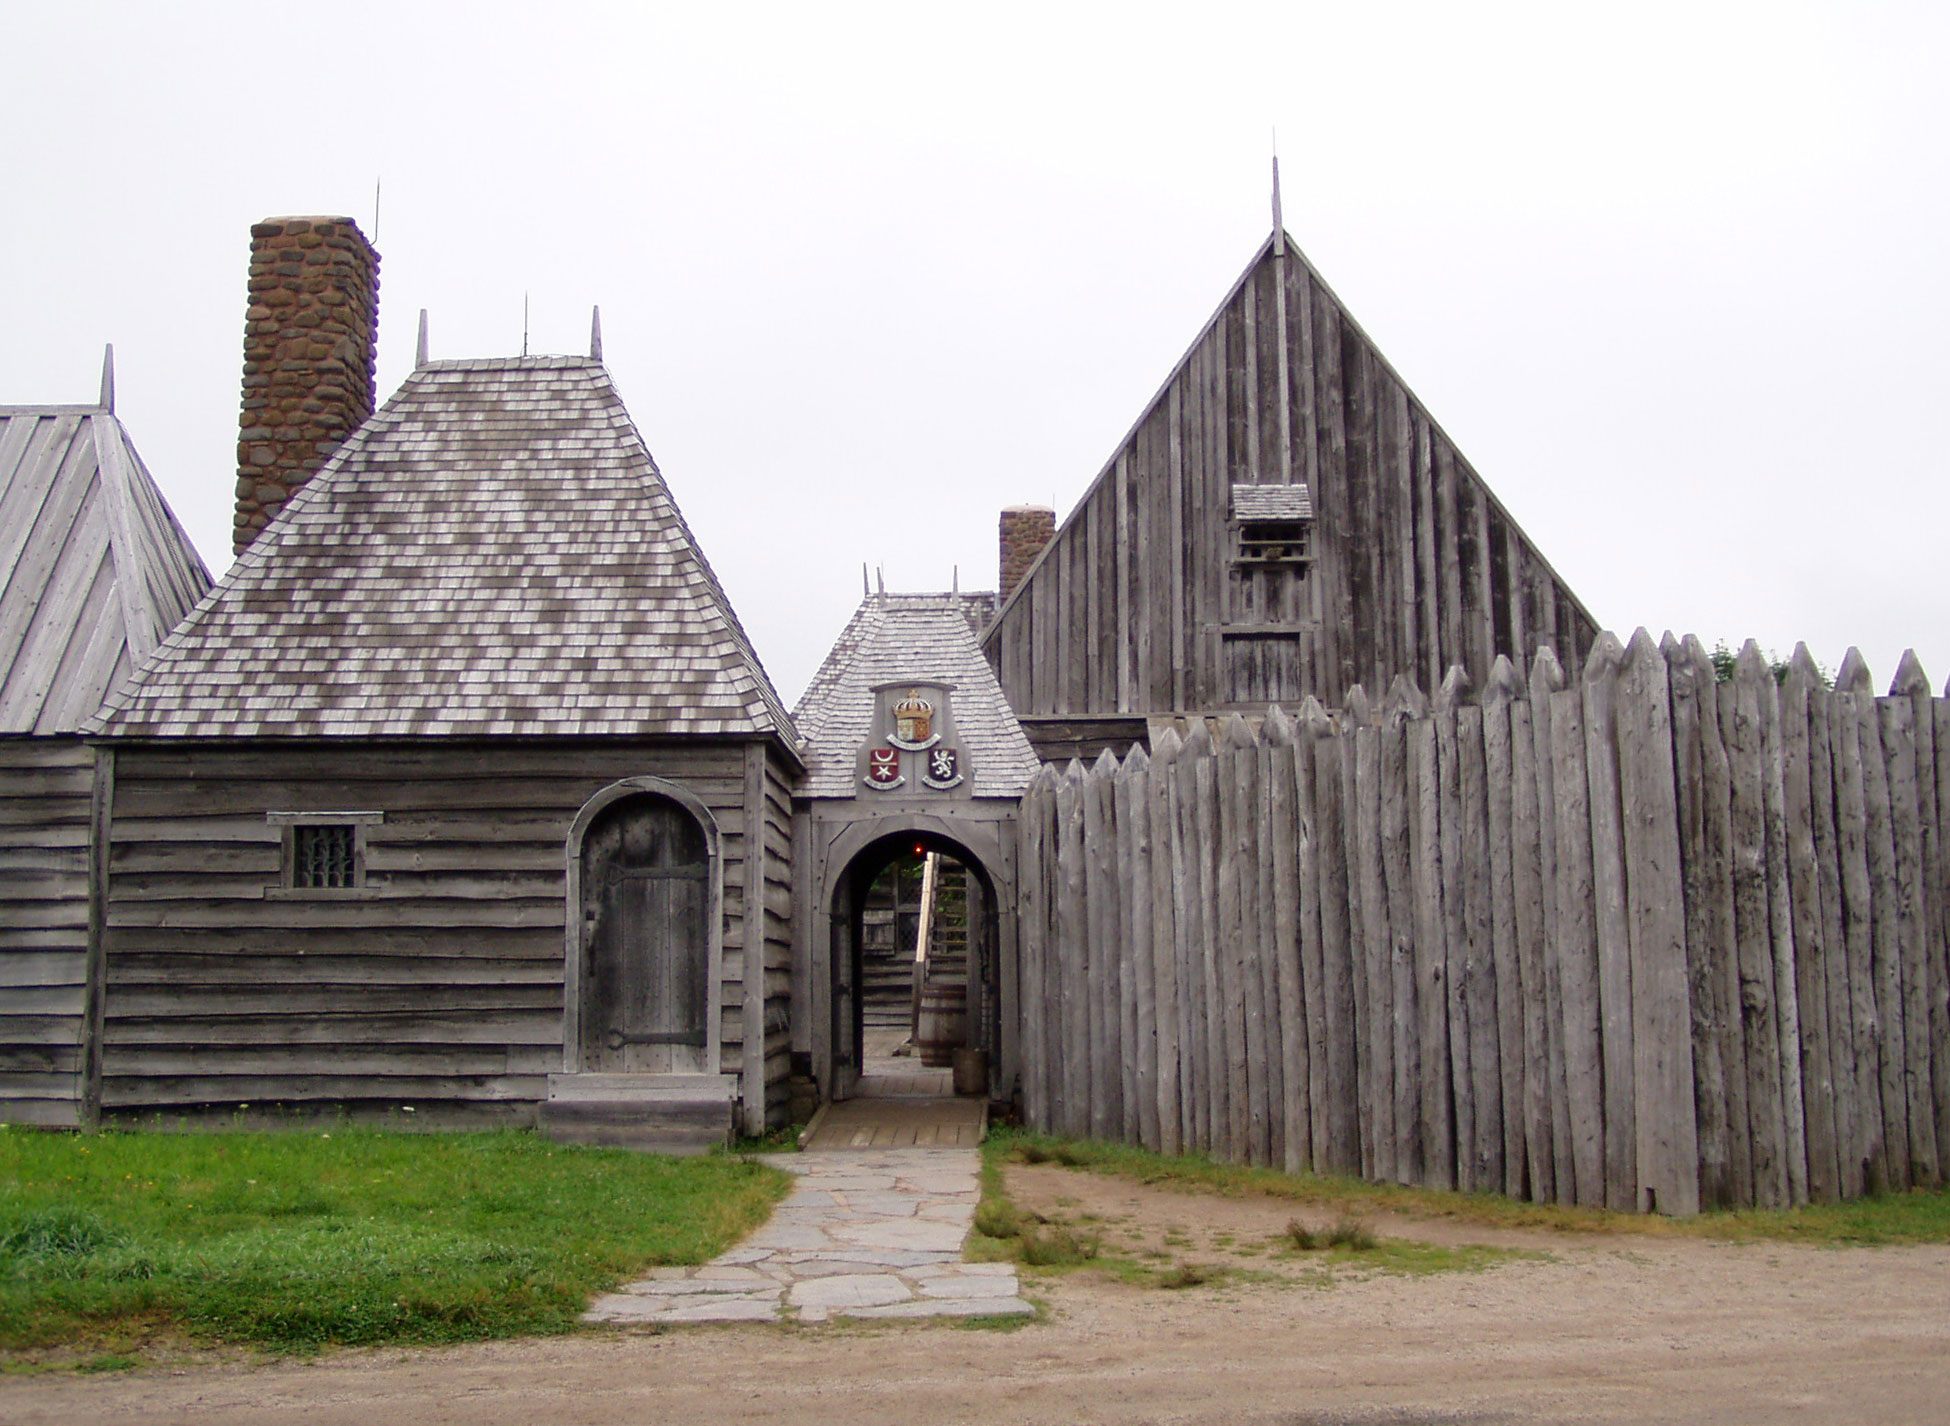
[266,810,384,896]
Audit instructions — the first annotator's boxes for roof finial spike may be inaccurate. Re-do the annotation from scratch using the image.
[588,305,603,362]
[1270,136,1283,238]
[98,343,115,413]
[952,563,959,595]
[862,562,870,598]
[877,565,885,595]
[415,309,429,368]
[521,292,529,358]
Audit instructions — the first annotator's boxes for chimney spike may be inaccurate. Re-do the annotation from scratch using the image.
[1271,144,1283,237]
[98,343,115,414]
[589,305,603,362]
[415,309,429,368]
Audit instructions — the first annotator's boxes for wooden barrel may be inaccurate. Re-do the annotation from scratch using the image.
[915,983,967,1068]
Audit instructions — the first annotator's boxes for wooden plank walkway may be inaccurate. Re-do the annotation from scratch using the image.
[801,1096,985,1151]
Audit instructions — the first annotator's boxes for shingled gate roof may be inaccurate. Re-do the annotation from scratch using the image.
[793,592,1038,799]
[92,357,795,740]
[0,404,211,734]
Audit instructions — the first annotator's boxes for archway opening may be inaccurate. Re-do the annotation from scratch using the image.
[830,829,999,1102]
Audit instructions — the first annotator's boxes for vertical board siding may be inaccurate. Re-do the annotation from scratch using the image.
[1016,634,1950,1214]
[985,239,1597,730]
[91,739,773,1118]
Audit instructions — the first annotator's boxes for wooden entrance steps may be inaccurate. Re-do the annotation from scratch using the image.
[538,1072,737,1155]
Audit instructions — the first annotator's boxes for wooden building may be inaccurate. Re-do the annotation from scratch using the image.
[0,355,211,1124]
[983,221,1598,761]
[84,341,801,1142]
[791,593,1040,1104]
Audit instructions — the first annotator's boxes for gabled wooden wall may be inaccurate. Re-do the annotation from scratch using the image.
[984,235,1596,722]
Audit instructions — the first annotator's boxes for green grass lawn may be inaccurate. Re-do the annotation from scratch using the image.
[0,1126,788,1362]
[982,1127,1950,1247]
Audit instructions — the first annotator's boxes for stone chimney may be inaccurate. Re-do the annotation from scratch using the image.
[234,216,379,554]
[999,503,1056,601]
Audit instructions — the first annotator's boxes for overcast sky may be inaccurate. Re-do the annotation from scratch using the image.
[5,2,1946,705]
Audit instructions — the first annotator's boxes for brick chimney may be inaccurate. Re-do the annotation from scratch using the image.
[999,504,1055,601]
[234,216,379,554]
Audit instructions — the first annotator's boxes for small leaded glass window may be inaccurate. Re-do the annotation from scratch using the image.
[292,824,357,889]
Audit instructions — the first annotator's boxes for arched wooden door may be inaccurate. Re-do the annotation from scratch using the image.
[579,794,710,1074]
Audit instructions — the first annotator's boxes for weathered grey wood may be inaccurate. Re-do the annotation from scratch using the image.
[1434,669,1475,1191]
[1254,732,1288,1168]
[1935,692,1950,1178]
[1169,728,1207,1151]
[1509,685,1551,1201]
[1218,715,1261,1163]
[982,239,1598,759]
[1149,728,1185,1154]
[1550,685,1605,1206]
[1083,751,1122,1140]
[1582,634,1636,1212]
[1120,748,1160,1150]
[1892,652,1950,1177]
[1780,650,1838,1201]
[1307,699,1358,1174]
[1803,658,1861,1198]
[1264,709,1311,1171]
[1880,688,1939,1185]
[1381,678,1424,1185]
[1726,667,1789,1206]
[1482,657,1527,1197]
[1354,716,1397,1182]
[1054,761,1089,1140]
[1210,725,1246,1161]
[1296,703,1333,1166]
[1192,727,1229,1154]
[1017,775,1049,1128]
[1615,629,1699,1215]
[1852,658,1914,1185]
[1750,644,1809,1204]
[1669,635,1731,1207]
[1829,656,1886,1191]
[1529,649,1576,1201]
[1341,688,1376,1177]
[1458,701,1504,1194]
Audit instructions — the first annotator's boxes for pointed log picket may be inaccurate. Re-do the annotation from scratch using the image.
[1530,648,1576,1199]
[1381,677,1425,1185]
[1617,629,1699,1216]
[1147,727,1185,1156]
[1483,655,1527,1197]
[1010,625,1946,1218]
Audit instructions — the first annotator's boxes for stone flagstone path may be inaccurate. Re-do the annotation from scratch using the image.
[582,1147,1032,1325]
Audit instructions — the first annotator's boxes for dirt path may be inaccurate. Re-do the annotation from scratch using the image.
[8,1162,1949,1425]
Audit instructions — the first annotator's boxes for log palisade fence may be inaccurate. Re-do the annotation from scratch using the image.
[1015,630,1950,1215]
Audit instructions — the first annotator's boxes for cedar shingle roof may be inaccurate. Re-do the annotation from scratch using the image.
[0,405,211,734]
[793,592,1038,799]
[92,357,794,739]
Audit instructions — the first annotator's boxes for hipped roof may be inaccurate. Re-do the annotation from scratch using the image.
[0,404,211,734]
[93,356,795,740]
[794,592,1039,798]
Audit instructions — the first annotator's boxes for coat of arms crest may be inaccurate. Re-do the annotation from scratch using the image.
[864,746,903,789]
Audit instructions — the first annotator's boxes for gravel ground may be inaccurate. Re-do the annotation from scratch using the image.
[6,1160,1947,1425]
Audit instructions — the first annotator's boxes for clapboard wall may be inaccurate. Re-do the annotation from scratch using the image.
[0,738,97,1125]
[985,234,1596,726]
[94,737,796,1128]
[1017,632,1950,1214]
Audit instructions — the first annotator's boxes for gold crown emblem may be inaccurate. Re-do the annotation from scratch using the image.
[894,692,934,718]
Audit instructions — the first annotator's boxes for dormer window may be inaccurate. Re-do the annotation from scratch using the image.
[1230,484,1314,568]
